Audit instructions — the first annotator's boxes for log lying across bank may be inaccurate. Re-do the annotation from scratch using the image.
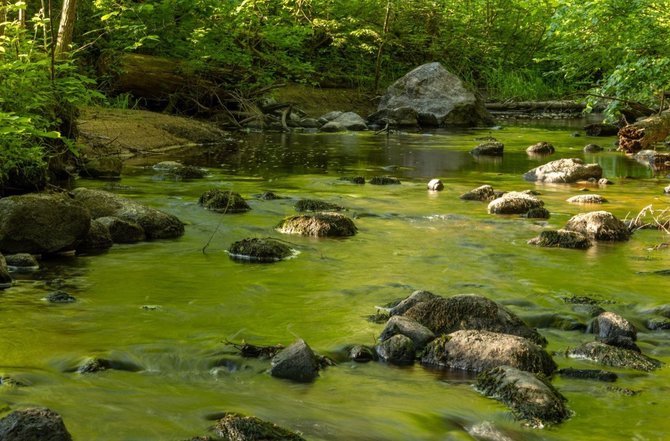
[618,111,670,154]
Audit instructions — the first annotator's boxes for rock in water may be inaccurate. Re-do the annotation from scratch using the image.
[0,253,12,289]
[276,213,357,237]
[487,192,544,215]
[526,141,555,155]
[471,141,504,156]
[566,341,661,372]
[376,334,416,365]
[523,158,602,183]
[477,366,570,428]
[270,339,320,382]
[527,229,592,249]
[198,189,251,213]
[228,238,294,262]
[564,211,631,241]
[0,407,73,441]
[210,413,305,441]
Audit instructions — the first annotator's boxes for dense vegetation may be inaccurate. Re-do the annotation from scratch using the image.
[1,0,670,188]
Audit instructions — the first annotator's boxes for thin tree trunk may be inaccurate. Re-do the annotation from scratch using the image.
[0,0,7,36]
[618,111,670,154]
[55,0,76,59]
[373,0,393,93]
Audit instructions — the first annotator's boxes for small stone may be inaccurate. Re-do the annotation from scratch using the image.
[567,194,608,204]
[338,176,365,184]
[270,339,320,382]
[427,179,444,191]
[526,141,555,155]
[45,291,76,303]
[4,253,39,271]
[584,144,603,153]
[471,141,504,156]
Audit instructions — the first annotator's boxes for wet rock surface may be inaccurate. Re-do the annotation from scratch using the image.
[487,192,544,215]
[270,339,320,382]
[527,229,592,249]
[209,412,305,441]
[564,211,631,241]
[566,341,661,372]
[0,407,73,441]
[460,184,497,202]
[228,238,294,262]
[276,213,357,237]
[523,158,602,183]
[198,189,251,213]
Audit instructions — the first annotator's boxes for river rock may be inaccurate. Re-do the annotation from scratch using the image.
[270,339,319,382]
[0,193,91,255]
[427,179,444,191]
[45,290,76,303]
[523,207,551,219]
[487,192,544,215]
[584,144,603,153]
[523,158,602,183]
[276,212,357,237]
[152,161,206,179]
[348,345,378,363]
[4,253,39,271]
[477,366,569,428]
[75,356,143,374]
[376,334,416,365]
[81,157,123,179]
[76,219,113,253]
[294,199,344,212]
[322,111,367,131]
[566,341,661,372]
[587,312,638,352]
[375,62,493,127]
[526,142,555,155]
[527,229,592,249]
[210,412,305,441]
[379,315,435,349]
[403,294,547,346]
[338,176,365,185]
[317,111,342,124]
[198,189,251,213]
[567,194,608,204]
[0,253,12,289]
[96,216,146,243]
[228,238,293,262]
[319,121,345,132]
[422,330,556,375]
[460,184,497,202]
[471,141,504,156]
[366,106,419,127]
[72,188,184,240]
[564,211,631,241]
[584,123,618,136]
[369,176,401,185]
[634,150,670,169]
[389,290,437,316]
[0,407,73,441]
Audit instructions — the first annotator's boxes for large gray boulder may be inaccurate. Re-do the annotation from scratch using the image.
[72,188,184,240]
[477,366,570,428]
[564,211,631,241]
[0,193,91,254]
[523,158,602,183]
[404,294,546,346]
[270,339,319,382]
[422,330,556,375]
[374,62,494,127]
[0,407,73,441]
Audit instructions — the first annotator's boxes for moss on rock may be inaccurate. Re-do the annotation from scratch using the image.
[198,189,251,213]
[276,212,357,237]
[228,238,294,262]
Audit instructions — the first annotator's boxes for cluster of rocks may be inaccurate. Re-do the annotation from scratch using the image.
[528,211,631,249]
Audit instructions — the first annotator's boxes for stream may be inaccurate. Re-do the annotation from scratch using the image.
[1,120,670,440]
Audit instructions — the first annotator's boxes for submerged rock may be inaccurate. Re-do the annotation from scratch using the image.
[76,219,113,253]
[348,345,378,363]
[477,366,569,428]
[198,189,251,213]
[210,412,305,441]
[369,176,401,185]
[564,211,631,241]
[523,158,602,183]
[294,199,344,212]
[487,192,544,215]
[45,291,76,304]
[75,357,143,374]
[376,334,416,365]
[270,339,320,382]
[228,238,293,262]
[556,367,617,382]
[0,193,91,255]
[338,176,365,185]
[422,330,556,375]
[152,161,206,179]
[527,229,592,249]
[379,315,435,350]
[403,294,547,346]
[0,407,73,441]
[460,184,497,202]
[567,194,608,204]
[81,157,123,179]
[526,142,555,155]
[427,179,444,191]
[471,141,504,156]
[523,207,550,219]
[276,213,357,237]
[566,341,661,372]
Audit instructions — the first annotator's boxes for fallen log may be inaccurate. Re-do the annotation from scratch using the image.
[618,111,670,154]
[485,100,585,112]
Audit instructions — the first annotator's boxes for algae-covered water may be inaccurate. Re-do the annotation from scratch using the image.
[2,122,670,440]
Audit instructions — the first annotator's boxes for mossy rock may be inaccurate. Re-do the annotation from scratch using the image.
[488,191,544,215]
[566,341,662,372]
[471,141,504,156]
[294,199,344,212]
[198,189,251,213]
[527,229,592,249]
[338,176,365,184]
[460,184,496,202]
[477,366,569,428]
[211,412,305,441]
[564,211,630,241]
[523,207,550,219]
[369,176,401,185]
[276,212,357,237]
[567,194,608,204]
[228,238,294,263]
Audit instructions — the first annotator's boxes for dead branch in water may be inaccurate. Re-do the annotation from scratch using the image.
[626,205,670,234]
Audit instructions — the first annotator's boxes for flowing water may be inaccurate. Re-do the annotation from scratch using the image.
[1,121,670,440]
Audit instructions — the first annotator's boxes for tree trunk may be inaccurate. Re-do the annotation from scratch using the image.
[373,0,393,93]
[618,111,670,154]
[55,0,76,59]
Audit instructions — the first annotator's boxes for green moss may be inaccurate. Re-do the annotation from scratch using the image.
[294,199,344,212]
[276,212,357,237]
[198,189,251,213]
[527,230,592,249]
[212,412,305,441]
[567,341,662,372]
